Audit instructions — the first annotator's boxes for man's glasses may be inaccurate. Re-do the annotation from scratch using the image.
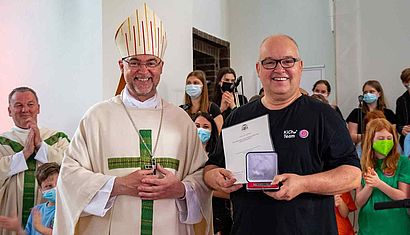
[259,57,300,70]
[122,57,162,68]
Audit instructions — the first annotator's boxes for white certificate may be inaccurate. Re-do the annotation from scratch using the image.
[222,114,273,184]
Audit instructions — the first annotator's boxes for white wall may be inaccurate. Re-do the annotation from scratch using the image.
[0,0,214,137]
[0,0,103,137]
[335,0,410,117]
[227,0,336,102]
[3,1,407,137]
[192,0,229,41]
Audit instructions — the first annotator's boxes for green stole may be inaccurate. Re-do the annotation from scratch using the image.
[107,130,179,235]
[0,132,69,225]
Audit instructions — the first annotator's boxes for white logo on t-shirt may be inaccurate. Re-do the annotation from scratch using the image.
[283,129,297,139]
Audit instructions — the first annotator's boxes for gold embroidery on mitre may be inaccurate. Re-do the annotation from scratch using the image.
[115,3,167,59]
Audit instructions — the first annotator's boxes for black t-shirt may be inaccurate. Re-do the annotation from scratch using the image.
[179,102,222,119]
[207,96,360,235]
[346,108,396,134]
[333,105,344,119]
[209,102,222,119]
[396,91,410,147]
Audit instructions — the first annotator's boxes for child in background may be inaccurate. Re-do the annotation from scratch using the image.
[355,118,410,234]
[334,192,356,235]
[0,162,60,235]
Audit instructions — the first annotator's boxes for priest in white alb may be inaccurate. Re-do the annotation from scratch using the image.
[54,3,212,235]
[0,87,69,235]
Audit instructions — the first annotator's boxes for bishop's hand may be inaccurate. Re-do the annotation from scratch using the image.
[111,169,154,197]
[138,164,185,200]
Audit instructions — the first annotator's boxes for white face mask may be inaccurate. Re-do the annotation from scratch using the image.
[185,84,203,99]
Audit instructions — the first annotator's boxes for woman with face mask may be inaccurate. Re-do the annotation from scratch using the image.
[395,68,410,149]
[312,79,343,118]
[181,70,223,132]
[192,112,232,235]
[346,80,396,144]
[355,118,410,235]
[213,67,248,119]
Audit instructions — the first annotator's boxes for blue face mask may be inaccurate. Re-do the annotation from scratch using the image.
[42,188,56,203]
[185,84,203,99]
[363,93,378,104]
[197,128,211,144]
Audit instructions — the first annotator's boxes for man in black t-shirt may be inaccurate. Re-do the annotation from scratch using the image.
[204,35,361,235]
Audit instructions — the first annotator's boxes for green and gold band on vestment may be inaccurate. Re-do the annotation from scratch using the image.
[22,153,36,225]
[140,130,153,235]
[107,157,179,170]
[107,130,180,235]
[0,132,69,225]
[0,137,33,224]
[0,136,24,152]
[44,132,70,145]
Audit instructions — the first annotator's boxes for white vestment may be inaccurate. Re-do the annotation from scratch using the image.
[54,96,212,235]
[0,127,69,235]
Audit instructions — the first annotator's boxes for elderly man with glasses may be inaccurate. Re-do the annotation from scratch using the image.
[54,4,211,235]
[204,34,361,234]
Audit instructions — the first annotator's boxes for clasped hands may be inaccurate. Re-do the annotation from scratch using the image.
[112,164,185,200]
[363,167,381,188]
[23,119,42,159]
[220,92,236,112]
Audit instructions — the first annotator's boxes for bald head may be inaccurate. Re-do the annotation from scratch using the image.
[259,34,300,60]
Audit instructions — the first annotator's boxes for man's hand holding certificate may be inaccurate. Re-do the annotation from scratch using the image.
[222,115,278,190]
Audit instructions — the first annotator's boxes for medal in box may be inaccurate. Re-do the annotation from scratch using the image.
[245,151,280,191]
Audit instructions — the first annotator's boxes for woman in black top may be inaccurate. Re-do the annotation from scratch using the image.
[346,80,396,144]
[395,68,410,148]
[213,67,248,119]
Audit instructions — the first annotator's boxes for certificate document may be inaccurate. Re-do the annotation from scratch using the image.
[222,114,273,184]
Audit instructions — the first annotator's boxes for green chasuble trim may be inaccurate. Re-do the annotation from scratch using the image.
[0,133,68,226]
[139,130,153,235]
[0,136,34,225]
[22,153,36,225]
[107,157,179,170]
[106,131,180,235]
[0,136,24,152]
[44,132,70,145]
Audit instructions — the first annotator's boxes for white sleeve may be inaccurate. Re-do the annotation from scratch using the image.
[33,142,48,163]
[8,142,49,176]
[82,176,116,217]
[8,151,28,176]
[175,181,202,224]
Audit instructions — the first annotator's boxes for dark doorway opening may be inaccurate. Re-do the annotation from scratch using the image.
[193,28,230,100]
